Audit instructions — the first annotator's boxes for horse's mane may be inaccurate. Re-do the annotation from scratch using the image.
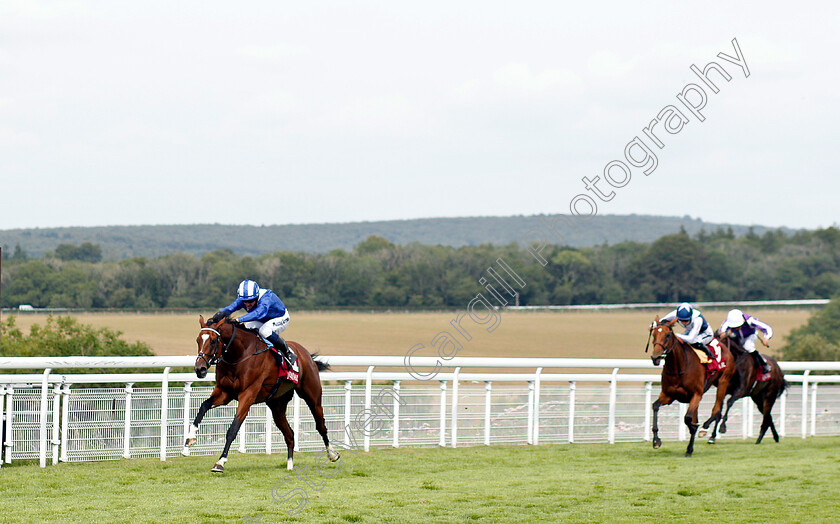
[720,334,746,356]
[224,317,263,339]
[209,313,265,340]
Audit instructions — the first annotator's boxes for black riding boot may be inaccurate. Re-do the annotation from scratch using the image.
[752,351,770,373]
[267,333,298,371]
[693,343,714,360]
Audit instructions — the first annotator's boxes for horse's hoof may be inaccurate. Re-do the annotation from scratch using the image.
[707,438,715,445]
[211,463,225,473]
[698,430,708,438]
[684,452,693,457]
[327,448,340,462]
[652,440,661,449]
[719,425,727,434]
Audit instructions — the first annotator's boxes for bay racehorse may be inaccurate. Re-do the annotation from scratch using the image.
[646,317,735,456]
[184,314,340,472]
[700,334,788,444]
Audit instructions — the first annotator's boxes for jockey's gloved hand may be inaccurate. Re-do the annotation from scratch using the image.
[207,311,225,325]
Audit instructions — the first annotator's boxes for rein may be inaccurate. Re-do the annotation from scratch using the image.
[196,323,272,367]
[196,324,238,367]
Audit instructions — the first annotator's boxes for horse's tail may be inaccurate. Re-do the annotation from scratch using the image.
[779,379,791,398]
[311,353,331,372]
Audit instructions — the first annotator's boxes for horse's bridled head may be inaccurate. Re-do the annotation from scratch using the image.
[195,316,221,378]
[650,321,672,362]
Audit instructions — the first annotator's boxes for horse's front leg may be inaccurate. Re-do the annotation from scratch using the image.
[700,381,729,439]
[212,392,257,473]
[684,393,702,457]
[717,394,736,435]
[182,387,231,456]
[652,393,670,450]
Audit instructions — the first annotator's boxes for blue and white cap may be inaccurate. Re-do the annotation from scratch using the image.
[237,280,260,301]
[676,302,693,322]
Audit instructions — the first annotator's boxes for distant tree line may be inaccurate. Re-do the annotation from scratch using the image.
[2,227,840,311]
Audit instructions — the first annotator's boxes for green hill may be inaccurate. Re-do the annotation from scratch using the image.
[0,214,795,260]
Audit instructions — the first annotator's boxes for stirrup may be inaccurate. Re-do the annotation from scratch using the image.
[280,342,298,371]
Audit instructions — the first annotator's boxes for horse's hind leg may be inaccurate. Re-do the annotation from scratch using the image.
[268,391,295,470]
[684,393,702,457]
[755,397,779,444]
[301,390,340,462]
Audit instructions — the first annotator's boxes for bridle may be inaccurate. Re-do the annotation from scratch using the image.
[646,322,677,355]
[653,329,677,358]
[196,322,272,368]
[196,324,238,368]
[648,322,686,375]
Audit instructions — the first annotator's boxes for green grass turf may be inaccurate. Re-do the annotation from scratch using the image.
[2,436,839,523]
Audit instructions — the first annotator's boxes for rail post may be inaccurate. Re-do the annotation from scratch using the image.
[779,387,787,438]
[265,403,272,455]
[39,368,51,468]
[344,381,352,446]
[51,383,61,465]
[801,370,810,438]
[182,382,192,455]
[0,385,4,469]
[527,380,535,445]
[363,366,374,452]
[123,383,133,459]
[160,367,170,461]
[484,381,492,445]
[60,384,70,462]
[608,368,618,444]
[293,391,301,452]
[810,382,818,437]
[439,380,447,447]
[568,381,576,444]
[533,367,543,445]
[451,367,460,448]
[643,381,652,441]
[392,380,401,448]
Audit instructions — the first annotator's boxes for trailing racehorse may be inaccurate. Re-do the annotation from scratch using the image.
[646,317,735,456]
[701,335,788,444]
[184,315,340,472]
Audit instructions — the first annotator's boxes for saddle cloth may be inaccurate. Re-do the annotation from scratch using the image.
[693,339,726,378]
[269,346,299,385]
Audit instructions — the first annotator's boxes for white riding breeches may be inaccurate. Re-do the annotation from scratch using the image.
[242,311,290,339]
[742,334,758,353]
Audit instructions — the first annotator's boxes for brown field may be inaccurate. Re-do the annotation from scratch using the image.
[5,307,814,361]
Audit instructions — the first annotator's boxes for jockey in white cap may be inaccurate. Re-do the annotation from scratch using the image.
[719,309,772,376]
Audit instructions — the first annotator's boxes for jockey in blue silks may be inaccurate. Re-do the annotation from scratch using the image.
[659,302,717,361]
[212,280,297,372]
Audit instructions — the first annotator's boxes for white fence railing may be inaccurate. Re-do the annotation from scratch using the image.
[2,356,840,468]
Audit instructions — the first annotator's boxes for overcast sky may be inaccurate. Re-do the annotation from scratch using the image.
[1,1,837,231]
